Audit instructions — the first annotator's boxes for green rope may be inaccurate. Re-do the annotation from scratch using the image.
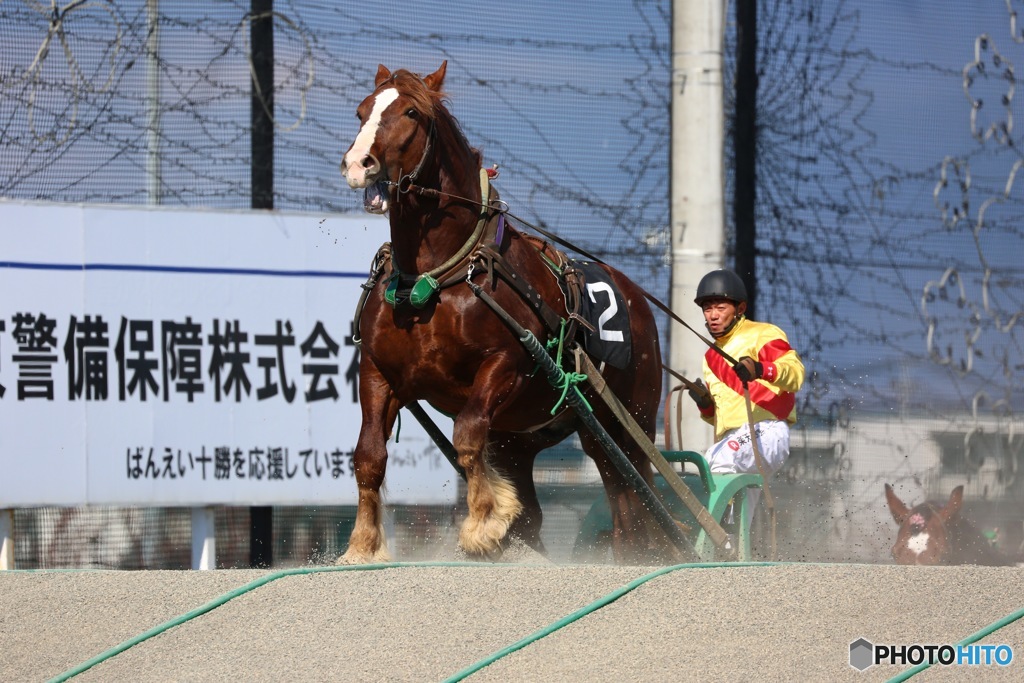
[551,370,590,415]
[47,562,486,683]
[553,319,567,366]
[540,319,568,377]
[537,319,590,415]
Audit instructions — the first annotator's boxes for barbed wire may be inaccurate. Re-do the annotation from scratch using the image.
[2,0,1024,435]
[4,1,1024,566]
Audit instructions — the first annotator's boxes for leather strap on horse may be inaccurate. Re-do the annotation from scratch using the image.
[351,242,393,346]
[499,208,732,363]
[399,168,730,368]
[470,244,565,337]
[469,240,588,347]
[400,169,723,362]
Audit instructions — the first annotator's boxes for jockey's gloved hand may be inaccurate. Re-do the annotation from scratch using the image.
[733,356,763,384]
[688,378,713,410]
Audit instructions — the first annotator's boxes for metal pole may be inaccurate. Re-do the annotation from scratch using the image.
[250,0,274,567]
[145,0,161,205]
[0,509,14,570]
[251,0,274,210]
[191,506,216,570]
[733,0,759,319]
[670,0,725,454]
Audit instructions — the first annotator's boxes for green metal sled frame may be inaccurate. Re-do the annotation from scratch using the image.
[573,450,764,562]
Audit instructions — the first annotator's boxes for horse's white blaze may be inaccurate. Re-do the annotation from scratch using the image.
[906,532,930,557]
[343,87,399,188]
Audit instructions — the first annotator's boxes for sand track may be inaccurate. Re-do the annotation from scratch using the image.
[2,563,1022,682]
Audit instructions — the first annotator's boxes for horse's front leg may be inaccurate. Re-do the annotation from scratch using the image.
[454,358,525,558]
[337,358,400,565]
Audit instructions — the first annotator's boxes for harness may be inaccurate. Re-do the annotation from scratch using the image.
[345,98,753,558]
[352,158,740,558]
[352,168,591,357]
[383,167,491,308]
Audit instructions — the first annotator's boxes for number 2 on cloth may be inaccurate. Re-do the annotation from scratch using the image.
[586,281,625,343]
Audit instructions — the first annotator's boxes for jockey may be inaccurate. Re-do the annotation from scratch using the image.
[687,268,805,480]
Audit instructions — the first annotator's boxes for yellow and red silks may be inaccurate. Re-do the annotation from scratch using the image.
[699,317,806,441]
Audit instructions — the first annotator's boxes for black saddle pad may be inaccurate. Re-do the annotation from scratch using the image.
[570,259,632,370]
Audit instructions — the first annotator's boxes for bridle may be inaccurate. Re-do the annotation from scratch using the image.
[394,116,436,195]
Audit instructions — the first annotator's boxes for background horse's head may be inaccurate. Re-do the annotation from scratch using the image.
[340,62,449,214]
[884,483,1013,566]
[884,483,961,565]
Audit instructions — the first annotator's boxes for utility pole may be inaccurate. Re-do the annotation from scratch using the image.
[669,0,726,454]
[251,0,274,211]
[250,0,274,568]
[733,0,758,320]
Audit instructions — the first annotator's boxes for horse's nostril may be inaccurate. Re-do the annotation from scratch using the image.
[362,155,378,170]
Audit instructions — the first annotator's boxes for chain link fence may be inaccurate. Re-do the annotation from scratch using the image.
[2,0,1023,566]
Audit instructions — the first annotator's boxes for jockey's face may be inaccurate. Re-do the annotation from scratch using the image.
[701,297,746,337]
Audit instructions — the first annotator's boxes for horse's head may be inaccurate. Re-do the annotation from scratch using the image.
[340,62,448,214]
[884,483,963,565]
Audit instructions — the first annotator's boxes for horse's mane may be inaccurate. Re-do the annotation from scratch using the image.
[385,68,482,169]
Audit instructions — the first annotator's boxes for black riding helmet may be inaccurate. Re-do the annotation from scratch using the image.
[694,269,747,306]
[695,269,747,338]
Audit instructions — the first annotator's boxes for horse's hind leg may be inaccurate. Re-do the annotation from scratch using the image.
[337,362,400,565]
[579,429,664,564]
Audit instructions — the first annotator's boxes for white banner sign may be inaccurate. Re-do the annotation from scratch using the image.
[0,201,457,506]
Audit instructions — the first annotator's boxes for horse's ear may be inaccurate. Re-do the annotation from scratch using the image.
[374,64,392,88]
[942,485,965,520]
[423,61,447,92]
[884,484,910,525]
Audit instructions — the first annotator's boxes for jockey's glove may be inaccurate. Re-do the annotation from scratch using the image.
[733,356,763,384]
[688,378,714,410]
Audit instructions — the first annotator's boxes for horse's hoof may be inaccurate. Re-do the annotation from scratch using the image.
[335,552,364,566]
[457,539,505,562]
[481,540,506,562]
[335,545,392,566]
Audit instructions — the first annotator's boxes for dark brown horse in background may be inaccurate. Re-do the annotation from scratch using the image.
[337,62,664,564]
[884,484,1016,566]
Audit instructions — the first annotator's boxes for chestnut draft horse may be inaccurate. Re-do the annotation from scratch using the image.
[337,62,664,564]
[884,484,1016,566]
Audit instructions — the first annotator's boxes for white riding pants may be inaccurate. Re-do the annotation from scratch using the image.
[705,420,789,530]
[704,420,790,476]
